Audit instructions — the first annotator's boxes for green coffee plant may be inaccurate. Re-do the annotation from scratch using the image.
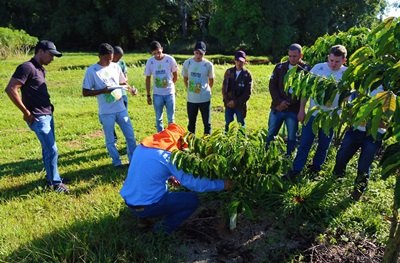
[303,27,369,66]
[171,122,290,229]
[284,17,400,262]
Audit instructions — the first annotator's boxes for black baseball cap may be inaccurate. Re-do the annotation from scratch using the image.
[35,40,62,57]
[194,41,206,54]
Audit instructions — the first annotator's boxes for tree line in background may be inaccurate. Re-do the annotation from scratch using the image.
[0,0,388,59]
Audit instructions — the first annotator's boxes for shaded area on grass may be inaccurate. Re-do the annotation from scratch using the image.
[3,209,178,263]
[0,147,129,201]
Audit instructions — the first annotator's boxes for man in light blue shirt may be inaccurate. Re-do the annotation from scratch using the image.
[120,123,232,233]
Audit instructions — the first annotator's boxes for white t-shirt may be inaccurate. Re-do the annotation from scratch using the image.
[82,62,126,115]
[181,57,215,103]
[144,54,178,96]
[356,85,387,134]
[309,62,347,115]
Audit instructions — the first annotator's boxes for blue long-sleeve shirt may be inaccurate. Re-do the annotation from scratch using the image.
[120,145,225,206]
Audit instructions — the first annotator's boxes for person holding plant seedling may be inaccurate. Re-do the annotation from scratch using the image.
[144,41,179,132]
[285,45,348,180]
[120,123,233,233]
[5,40,69,193]
[333,86,395,201]
[82,43,137,167]
[265,43,311,155]
[222,50,253,131]
[182,41,215,135]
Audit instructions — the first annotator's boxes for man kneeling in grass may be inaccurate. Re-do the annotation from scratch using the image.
[120,123,232,233]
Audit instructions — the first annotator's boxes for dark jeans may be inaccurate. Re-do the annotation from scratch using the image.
[128,192,199,233]
[334,129,382,177]
[187,101,211,135]
[266,110,299,155]
[292,115,333,172]
[225,107,245,131]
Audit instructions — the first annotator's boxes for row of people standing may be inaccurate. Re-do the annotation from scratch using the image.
[4,40,384,201]
[144,40,252,135]
[266,43,385,201]
[4,40,251,193]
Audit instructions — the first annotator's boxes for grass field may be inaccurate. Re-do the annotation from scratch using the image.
[0,53,394,262]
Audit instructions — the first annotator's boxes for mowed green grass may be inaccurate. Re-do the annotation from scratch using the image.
[0,53,394,262]
[0,52,274,261]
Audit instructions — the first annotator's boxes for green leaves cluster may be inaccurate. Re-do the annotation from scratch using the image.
[284,66,345,136]
[171,123,291,229]
[0,27,37,58]
[172,123,289,192]
[171,122,290,223]
[303,27,369,66]
[284,17,400,142]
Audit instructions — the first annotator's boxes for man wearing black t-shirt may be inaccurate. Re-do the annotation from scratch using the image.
[5,40,69,193]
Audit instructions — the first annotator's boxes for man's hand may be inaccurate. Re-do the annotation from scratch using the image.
[224,180,233,191]
[23,111,36,125]
[297,109,305,123]
[128,85,138,96]
[227,100,235,108]
[147,95,152,105]
[276,100,289,112]
[168,176,181,187]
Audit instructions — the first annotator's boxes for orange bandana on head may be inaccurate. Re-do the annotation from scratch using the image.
[141,123,188,152]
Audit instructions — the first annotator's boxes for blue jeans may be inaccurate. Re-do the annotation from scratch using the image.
[128,192,199,233]
[99,110,137,166]
[28,115,62,185]
[153,94,175,132]
[225,107,245,131]
[334,129,382,176]
[122,95,128,108]
[292,115,333,172]
[266,110,299,155]
[187,101,211,135]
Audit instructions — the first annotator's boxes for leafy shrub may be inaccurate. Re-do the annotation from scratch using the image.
[0,27,38,59]
[171,122,290,228]
[303,27,369,66]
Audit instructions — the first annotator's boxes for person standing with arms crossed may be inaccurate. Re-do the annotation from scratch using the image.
[265,44,311,156]
[144,41,178,132]
[5,40,69,193]
[182,41,215,135]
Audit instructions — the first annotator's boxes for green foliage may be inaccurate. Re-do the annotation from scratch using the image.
[284,18,400,140]
[0,52,395,261]
[0,0,385,56]
[209,0,383,58]
[0,27,37,58]
[303,27,370,66]
[283,17,400,261]
[171,122,290,228]
[172,122,289,198]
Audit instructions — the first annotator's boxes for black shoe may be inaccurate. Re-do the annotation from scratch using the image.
[307,164,321,173]
[282,170,300,181]
[115,163,129,169]
[52,183,70,194]
[351,189,363,201]
[137,218,155,229]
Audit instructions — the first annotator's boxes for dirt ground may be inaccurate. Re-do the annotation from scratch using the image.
[176,205,385,263]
